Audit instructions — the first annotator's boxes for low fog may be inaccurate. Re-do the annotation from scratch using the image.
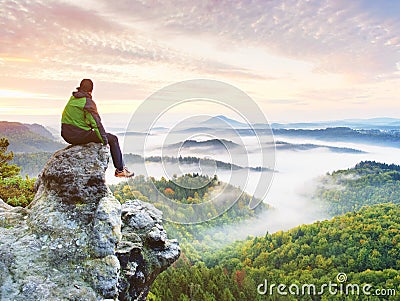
[106,133,400,243]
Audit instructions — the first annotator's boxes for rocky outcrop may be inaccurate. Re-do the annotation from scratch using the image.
[0,143,180,301]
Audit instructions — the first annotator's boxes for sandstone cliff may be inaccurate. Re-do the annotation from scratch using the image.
[0,143,180,300]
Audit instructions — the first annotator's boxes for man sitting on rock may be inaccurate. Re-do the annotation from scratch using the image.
[61,79,134,178]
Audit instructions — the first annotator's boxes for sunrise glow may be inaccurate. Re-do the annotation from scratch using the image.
[0,0,399,126]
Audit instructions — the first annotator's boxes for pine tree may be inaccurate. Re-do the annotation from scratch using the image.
[0,138,20,179]
[0,137,35,207]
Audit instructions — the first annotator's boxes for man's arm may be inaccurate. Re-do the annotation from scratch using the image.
[84,98,108,145]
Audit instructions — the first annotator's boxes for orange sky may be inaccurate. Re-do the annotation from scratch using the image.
[0,0,399,128]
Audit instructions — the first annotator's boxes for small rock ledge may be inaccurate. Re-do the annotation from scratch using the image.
[0,143,180,301]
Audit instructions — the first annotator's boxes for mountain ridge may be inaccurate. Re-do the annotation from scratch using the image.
[0,121,65,152]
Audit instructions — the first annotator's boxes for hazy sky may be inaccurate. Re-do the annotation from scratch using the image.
[0,0,399,127]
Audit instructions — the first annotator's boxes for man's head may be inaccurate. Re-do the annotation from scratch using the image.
[77,79,93,93]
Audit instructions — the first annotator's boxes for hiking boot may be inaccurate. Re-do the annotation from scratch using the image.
[115,167,134,178]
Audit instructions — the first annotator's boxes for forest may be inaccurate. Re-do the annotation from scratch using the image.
[314,161,400,216]
[1,134,399,300]
[109,174,269,259]
[149,203,399,300]
[110,161,400,300]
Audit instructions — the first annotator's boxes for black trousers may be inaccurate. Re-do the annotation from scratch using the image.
[62,125,124,170]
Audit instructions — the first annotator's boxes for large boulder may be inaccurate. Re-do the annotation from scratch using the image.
[0,143,180,301]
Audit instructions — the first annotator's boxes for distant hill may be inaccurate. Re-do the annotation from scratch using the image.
[175,115,400,131]
[272,117,400,130]
[166,138,240,151]
[123,153,271,172]
[0,121,65,152]
[201,115,249,129]
[11,152,53,177]
[273,140,366,153]
[271,127,400,147]
[24,123,55,140]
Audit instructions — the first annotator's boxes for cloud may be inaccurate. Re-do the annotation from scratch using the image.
[0,0,269,83]
[2,0,399,83]
[0,0,119,54]
[268,99,307,105]
[96,0,400,79]
[1,0,399,122]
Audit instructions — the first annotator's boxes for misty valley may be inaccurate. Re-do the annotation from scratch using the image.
[2,0,400,298]
[1,117,400,300]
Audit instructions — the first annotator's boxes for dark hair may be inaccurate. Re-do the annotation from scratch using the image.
[77,79,93,92]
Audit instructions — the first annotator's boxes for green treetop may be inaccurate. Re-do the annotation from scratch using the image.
[0,137,20,179]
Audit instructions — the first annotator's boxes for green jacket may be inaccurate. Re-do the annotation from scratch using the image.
[61,91,108,144]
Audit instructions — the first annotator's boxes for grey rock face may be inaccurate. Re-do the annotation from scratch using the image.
[0,143,180,301]
[117,200,180,301]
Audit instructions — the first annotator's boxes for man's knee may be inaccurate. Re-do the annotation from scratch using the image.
[106,133,118,144]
